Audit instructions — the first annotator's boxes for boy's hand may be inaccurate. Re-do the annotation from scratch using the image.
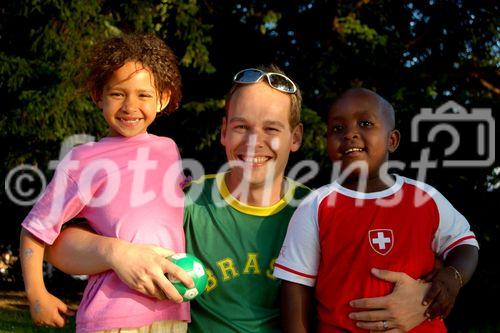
[422,266,461,319]
[108,241,194,303]
[28,290,75,327]
[422,257,444,281]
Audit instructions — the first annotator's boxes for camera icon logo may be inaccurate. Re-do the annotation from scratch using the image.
[411,100,495,167]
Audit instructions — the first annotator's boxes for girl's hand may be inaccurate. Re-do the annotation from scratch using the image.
[28,290,75,327]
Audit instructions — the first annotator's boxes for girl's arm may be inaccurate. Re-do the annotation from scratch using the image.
[45,225,194,302]
[20,228,74,327]
[281,281,313,333]
[20,228,46,302]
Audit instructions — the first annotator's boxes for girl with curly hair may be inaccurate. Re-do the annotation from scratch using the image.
[20,33,193,333]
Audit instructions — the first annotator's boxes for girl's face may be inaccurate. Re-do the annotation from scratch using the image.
[97,61,170,137]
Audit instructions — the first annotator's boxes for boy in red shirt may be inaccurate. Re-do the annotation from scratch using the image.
[274,88,479,332]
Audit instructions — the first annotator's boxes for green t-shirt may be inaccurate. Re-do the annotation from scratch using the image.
[184,173,310,333]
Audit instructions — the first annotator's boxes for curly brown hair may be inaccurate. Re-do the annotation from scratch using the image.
[86,33,181,114]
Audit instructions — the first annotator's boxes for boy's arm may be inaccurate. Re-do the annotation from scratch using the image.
[421,188,479,319]
[273,193,320,332]
[443,244,478,286]
[281,281,313,333]
[20,228,74,327]
[45,225,193,302]
[423,244,479,318]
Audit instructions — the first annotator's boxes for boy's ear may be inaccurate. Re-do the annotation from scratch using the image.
[157,90,172,113]
[290,123,303,152]
[388,129,401,153]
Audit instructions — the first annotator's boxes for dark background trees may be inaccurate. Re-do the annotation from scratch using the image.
[1,1,498,331]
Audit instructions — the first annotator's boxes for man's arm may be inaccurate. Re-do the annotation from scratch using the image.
[45,226,194,302]
[45,224,113,275]
[281,281,314,333]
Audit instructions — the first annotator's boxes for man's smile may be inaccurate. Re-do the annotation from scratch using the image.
[237,154,273,166]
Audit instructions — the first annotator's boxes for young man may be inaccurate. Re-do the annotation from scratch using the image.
[183,67,309,332]
[45,69,432,332]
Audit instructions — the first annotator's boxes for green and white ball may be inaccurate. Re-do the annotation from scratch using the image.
[167,253,208,301]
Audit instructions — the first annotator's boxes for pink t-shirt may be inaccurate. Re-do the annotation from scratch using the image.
[22,133,189,333]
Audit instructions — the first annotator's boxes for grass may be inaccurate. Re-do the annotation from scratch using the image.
[1,291,500,332]
[0,309,75,333]
[2,308,500,333]
[0,291,77,333]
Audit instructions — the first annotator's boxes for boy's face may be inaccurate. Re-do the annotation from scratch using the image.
[326,91,400,180]
[221,82,302,187]
[97,61,170,137]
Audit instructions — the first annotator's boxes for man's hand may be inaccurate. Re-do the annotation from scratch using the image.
[348,268,429,332]
[108,241,194,303]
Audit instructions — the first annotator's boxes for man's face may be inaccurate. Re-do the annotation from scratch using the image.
[221,82,302,187]
[326,91,399,180]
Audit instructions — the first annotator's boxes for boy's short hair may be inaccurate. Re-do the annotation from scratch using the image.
[328,88,396,129]
[86,33,181,114]
[225,65,302,128]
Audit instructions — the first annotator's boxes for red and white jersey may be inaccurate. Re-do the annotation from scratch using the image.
[274,175,478,333]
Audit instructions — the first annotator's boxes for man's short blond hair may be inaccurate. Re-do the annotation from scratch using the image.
[225,65,302,128]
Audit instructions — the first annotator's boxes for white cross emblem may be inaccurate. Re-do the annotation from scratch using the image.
[372,232,391,249]
[368,229,394,255]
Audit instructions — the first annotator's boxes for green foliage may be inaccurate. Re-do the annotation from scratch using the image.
[1,0,497,190]
[178,98,225,150]
[260,10,282,35]
[0,0,217,168]
[174,0,215,73]
[300,107,327,159]
[1,0,109,168]
[334,14,388,47]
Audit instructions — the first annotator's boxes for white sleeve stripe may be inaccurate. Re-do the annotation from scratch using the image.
[442,236,479,259]
[442,235,477,254]
[274,263,317,279]
[273,266,316,287]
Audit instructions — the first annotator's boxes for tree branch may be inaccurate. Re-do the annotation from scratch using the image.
[471,72,500,95]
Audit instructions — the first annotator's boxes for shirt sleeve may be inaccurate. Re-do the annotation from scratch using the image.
[21,168,86,245]
[431,190,479,259]
[273,193,321,287]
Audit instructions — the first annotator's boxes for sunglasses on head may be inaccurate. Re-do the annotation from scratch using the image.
[233,68,297,94]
